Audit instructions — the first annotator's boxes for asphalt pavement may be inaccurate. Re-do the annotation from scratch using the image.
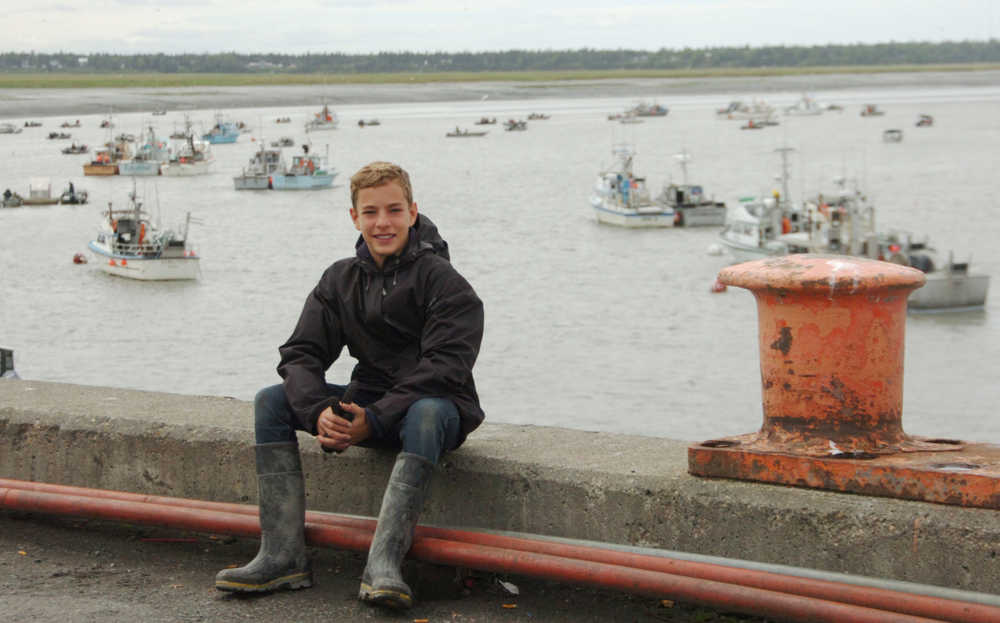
[1,511,764,623]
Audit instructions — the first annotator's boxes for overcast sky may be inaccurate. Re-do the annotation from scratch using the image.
[11,1,998,55]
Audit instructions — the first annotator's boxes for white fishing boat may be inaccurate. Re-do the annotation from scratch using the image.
[783,94,824,116]
[87,186,199,281]
[656,151,727,226]
[234,145,287,190]
[305,103,338,133]
[716,99,776,121]
[718,151,989,310]
[590,145,676,228]
[160,126,214,176]
[270,146,336,190]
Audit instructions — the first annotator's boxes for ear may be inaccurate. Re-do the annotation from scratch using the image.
[349,206,361,231]
[408,202,418,226]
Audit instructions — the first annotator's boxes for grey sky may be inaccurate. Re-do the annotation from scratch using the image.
[12,0,998,55]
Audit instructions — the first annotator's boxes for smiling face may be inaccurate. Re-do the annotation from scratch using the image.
[350,180,418,268]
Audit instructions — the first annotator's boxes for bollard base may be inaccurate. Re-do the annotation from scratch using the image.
[688,437,1000,509]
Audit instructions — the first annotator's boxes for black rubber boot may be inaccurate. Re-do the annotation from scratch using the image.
[359,452,434,610]
[215,442,312,593]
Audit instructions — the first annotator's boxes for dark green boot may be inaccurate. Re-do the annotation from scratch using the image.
[359,452,434,610]
[215,442,313,593]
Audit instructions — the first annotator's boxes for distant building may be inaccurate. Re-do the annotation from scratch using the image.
[78,56,89,66]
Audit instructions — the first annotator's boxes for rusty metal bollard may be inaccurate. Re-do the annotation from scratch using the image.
[688,255,1000,508]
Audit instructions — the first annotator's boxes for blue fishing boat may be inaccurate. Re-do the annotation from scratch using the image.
[270,146,336,190]
[119,126,171,176]
[202,115,240,144]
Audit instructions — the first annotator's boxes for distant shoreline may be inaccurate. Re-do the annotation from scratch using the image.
[2,65,999,119]
[2,63,999,89]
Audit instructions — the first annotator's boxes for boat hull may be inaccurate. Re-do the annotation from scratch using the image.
[83,164,118,176]
[203,134,238,144]
[118,161,162,176]
[88,242,199,281]
[908,272,990,310]
[234,175,271,190]
[270,174,335,190]
[593,204,676,228]
[161,161,214,176]
[676,205,727,227]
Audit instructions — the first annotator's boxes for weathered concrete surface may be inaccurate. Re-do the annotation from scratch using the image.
[2,379,998,595]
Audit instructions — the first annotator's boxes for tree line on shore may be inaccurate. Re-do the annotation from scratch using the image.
[3,40,999,74]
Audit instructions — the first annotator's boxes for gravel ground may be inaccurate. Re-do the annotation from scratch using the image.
[1,511,769,623]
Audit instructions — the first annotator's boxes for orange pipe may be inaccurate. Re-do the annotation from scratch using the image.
[0,484,941,623]
[4,479,996,622]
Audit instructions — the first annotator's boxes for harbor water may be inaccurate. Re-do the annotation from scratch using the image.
[1,74,998,443]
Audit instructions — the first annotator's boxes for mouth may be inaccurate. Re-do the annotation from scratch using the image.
[373,234,395,241]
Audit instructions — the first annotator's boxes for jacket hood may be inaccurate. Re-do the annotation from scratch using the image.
[354,213,450,267]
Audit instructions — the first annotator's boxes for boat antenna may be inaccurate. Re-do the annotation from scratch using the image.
[673,149,691,185]
[774,146,795,208]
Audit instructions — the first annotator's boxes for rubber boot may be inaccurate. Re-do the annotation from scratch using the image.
[215,442,312,592]
[359,452,435,610]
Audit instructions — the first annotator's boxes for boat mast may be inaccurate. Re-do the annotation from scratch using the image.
[774,147,795,208]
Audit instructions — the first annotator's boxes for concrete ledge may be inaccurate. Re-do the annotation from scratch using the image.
[2,380,998,594]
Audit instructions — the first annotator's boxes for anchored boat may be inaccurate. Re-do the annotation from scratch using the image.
[590,145,676,228]
[87,186,199,281]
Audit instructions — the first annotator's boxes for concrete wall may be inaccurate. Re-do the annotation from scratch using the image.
[2,380,998,594]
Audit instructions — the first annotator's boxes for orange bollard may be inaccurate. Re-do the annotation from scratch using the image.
[689,255,1000,508]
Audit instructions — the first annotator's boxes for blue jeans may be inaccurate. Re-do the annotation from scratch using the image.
[254,383,460,464]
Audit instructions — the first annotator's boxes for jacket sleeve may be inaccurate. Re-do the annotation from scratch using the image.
[277,274,345,435]
[366,263,483,430]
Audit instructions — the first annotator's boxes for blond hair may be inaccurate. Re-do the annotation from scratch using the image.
[349,161,413,209]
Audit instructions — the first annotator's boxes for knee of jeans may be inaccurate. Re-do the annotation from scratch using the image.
[254,385,286,426]
[406,399,457,439]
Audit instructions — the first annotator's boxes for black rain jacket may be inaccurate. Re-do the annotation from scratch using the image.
[277,214,485,446]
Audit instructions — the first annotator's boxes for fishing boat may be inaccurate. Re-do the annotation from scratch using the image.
[503,119,527,131]
[590,144,676,228]
[0,123,23,134]
[716,100,776,121]
[883,129,904,143]
[718,152,988,310]
[305,103,338,133]
[656,151,726,226]
[527,113,550,120]
[234,146,286,190]
[23,121,42,127]
[446,127,487,137]
[61,120,81,128]
[270,146,336,190]
[21,178,61,206]
[61,143,89,155]
[718,148,808,262]
[151,110,167,116]
[357,119,381,127]
[860,104,885,117]
[83,141,131,176]
[119,126,171,176]
[783,94,824,116]
[48,132,72,140]
[87,186,199,281]
[916,114,934,127]
[59,183,88,205]
[270,136,295,148]
[202,115,240,144]
[474,117,497,125]
[161,121,214,177]
[627,101,669,117]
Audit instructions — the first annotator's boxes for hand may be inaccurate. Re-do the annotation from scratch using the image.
[316,402,370,452]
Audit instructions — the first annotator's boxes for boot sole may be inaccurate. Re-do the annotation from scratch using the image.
[359,582,413,610]
[216,572,313,593]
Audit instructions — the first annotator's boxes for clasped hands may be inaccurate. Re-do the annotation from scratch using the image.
[316,401,370,452]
